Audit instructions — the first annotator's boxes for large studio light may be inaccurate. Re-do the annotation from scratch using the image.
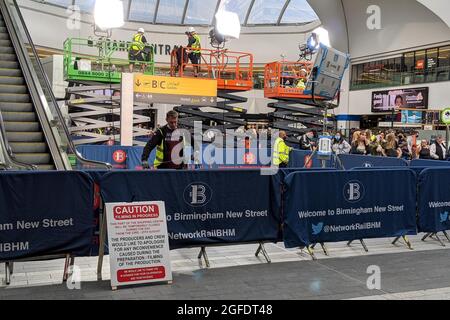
[215,9,241,39]
[94,0,125,30]
[312,27,330,47]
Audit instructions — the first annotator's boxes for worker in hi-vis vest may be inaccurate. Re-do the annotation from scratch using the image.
[273,131,293,168]
[185,27,202,77]
[129,28,149,73]
[141,111,189,170]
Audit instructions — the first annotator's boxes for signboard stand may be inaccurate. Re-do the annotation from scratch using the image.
[97,207,107,281]
[311,242,329,256]
[105,201,173,290]
[197,242,272,269]
[347,239,369,253]
[3,254,74,286]
[444,231,450,243]
[306,246,316,260]
[422,232,450,247]
[197,247,210,268]
[255,242,271,263]
[392,236,413,250]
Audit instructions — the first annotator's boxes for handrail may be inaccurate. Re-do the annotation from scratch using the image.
[9,0,112,170]
[0,111,37,170]
[63,37,155,82]
[171,47,253,80]
[1,0,67,169]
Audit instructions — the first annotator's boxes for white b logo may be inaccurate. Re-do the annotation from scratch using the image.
[191,185,206,205]
[184,183,212,207]
[344,181,365,203]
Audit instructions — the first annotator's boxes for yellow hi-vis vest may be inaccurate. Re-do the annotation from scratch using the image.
[154,129,165,167]
[273,137,291,166]
[191,34,201,54]
[131,33,145,51]
[153,129,189,168]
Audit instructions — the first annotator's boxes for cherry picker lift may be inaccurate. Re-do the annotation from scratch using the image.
[63,37,155,145]
[170,44,254,133]
[264,42,350,144]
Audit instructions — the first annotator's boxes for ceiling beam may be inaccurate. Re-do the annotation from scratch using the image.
[277,0,291,25]
[153,0,161,24]
[126,0,132,21]
[181,0,190,25]
[244,0,256,26]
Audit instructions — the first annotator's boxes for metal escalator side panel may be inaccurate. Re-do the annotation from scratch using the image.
[0,1,68,170]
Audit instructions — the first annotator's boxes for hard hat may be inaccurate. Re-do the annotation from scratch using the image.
[187,27,196,33]
[138,28,145,33]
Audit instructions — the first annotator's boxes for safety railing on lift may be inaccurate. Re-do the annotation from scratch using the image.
[63,37,155,83]
[8,0,112,170]
[264,61,317,99]
[0,110,36,170]
[170,47,254,91]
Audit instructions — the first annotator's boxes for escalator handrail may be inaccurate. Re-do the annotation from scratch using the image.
[0,111,37,170]
[9,0,112,170]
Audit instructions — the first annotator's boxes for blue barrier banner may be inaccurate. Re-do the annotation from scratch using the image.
[271,168,337,221]
[289,150,335,169]
[76,146,151,170]
[100,170,279,249]
[77,145,272,170]
[411,159,450,168]
[200,148,271,169]
[283,170,417,247]
[418,168,450,233]
[0,171,94,260]
[350,166,425,177]
[338,154,408,170]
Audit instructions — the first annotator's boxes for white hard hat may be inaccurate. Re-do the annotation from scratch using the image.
[187,27,196,33]
[138,28,145,33]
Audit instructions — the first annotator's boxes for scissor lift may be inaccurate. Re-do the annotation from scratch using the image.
[63,38,155,145]
[170,47,254,131]
[264,60,334,142]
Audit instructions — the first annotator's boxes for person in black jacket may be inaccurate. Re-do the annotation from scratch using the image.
[299,130,316,151]
[141,111,186,170]
[416,140,432,159]
[430,135,447,160]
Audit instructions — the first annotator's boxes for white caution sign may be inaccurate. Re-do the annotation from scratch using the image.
[105,201,172,289]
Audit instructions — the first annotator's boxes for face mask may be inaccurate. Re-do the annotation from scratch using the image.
[335,136,341,141]
[307,133,314,139]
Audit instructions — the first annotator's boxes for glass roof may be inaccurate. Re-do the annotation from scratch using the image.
[42,0,319,26]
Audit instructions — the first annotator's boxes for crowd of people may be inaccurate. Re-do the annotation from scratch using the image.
[299,129,448,161]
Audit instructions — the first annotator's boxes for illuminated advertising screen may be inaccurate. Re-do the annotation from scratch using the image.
[371,87,429,113]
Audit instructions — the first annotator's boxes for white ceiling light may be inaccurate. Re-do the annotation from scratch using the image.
[312,27,330,47]
[94,0,125,30]
[215,9,241,39]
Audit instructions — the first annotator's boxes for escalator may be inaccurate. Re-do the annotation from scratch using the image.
[0,5,56,169]
[0,0,111,171]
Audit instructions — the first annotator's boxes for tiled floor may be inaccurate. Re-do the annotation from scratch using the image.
[1,234,450,300]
